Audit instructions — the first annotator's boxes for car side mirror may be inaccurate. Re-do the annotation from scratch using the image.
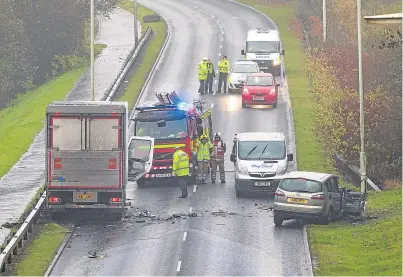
[287,153,293,161]
[241,49,245,56]
[230,154,236,162]
[281,49,285,55]
[275,84,280,87]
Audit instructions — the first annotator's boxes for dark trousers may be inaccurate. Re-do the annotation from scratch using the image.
[218,72,228,93]
[206,75,214,93]
[198,80,206,94]
[177,176,188,196]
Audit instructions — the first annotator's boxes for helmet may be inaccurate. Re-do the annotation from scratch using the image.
[214,132,221,139]
[202,57,208,61]
[200,134,208,140]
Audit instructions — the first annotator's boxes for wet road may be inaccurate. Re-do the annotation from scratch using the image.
[0,8,139,244]
[50,0,310,276]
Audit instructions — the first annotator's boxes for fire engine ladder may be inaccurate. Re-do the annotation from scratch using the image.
[155,91,182,106]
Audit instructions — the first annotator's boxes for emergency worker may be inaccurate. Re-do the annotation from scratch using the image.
[196,134,213,184]
[206,58,216,94]
[172,146,190,198]
[211,132,226,183]
[198,57,208,94]
[217,55,230,94]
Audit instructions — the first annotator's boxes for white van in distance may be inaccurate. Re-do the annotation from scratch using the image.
[230,132,293,197]
[241,28,285,77]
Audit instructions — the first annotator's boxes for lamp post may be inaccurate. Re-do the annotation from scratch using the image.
[323,0,327,42]
[134,0,139,46]
[90,0,95,101]
[356,0,367,197]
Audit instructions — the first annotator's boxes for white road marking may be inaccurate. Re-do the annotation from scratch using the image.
[220,45,223,48]
[221,38,224,41]
[217,19,220,22]
[189,207,193,213]
[219,53,221,56]
[193,185,197,192]
[222,31,225,35]
[183,232,188,241]
[176,261,182,272]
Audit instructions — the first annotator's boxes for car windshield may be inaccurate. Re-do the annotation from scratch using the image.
[247,41,279,53]
[238,140,285,160]
[135,118,188,140]
[232,63,259,73]
[279,178,322,193]
[246,76,274,86]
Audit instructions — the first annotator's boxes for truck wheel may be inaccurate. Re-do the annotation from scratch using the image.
[273,214,283,226]
[273,100,278,108]
[235,189,242,197]
[50,212,65,221]
[137,179,147,188]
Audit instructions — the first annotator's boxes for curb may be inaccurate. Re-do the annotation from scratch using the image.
[229,0,310,275]
[43,226,74,277]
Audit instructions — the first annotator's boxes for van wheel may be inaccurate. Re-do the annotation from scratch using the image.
[321,208,333,225]
[274,214,283,226]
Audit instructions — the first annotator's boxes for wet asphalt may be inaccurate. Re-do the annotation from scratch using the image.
[49,0,310,276]
[0,8,140,244]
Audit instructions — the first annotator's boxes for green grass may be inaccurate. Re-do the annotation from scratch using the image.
[118,0,167,110]
[0,44,107,180]
[308,189,402,276]
[14,223,68,276]
[237,1,402,276]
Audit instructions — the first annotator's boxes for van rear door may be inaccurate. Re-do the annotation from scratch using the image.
[128,136,155,181]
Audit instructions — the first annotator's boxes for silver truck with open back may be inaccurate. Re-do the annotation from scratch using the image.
[45,101,154,220]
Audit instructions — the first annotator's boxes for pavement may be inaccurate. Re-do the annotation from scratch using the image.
[50,0,311,276]
[0,8,140,245]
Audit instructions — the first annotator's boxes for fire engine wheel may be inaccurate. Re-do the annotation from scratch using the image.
[242,102,247,108]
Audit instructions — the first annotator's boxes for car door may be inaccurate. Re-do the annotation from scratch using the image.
[330,177,342,213]
[128,136,154,181]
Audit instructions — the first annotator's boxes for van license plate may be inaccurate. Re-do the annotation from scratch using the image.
[255,182,270,186]
[253,97,265,101]
[287,197,307,204]
[155,173,171,177]
[74,192,96,202]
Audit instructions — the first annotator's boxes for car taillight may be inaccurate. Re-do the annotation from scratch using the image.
[243,88,249,95]
[54,158,62,169]
[275,190,285,197]
[269,88,276,95]
[311,194,325,200]
[109,158,117,169]
[110,197,122,203]
[49,197,61,203]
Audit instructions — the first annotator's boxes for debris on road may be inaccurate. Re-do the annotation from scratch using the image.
[1,222,18,229]
[87,250,97,258]
[257,205,273,211]
[135,220,146,223]
[211,210,237,216]
[188,212,198,217]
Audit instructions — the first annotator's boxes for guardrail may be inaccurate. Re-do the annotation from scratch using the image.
[0,26,155,276]
[0,191,46,274]
[103,27,153,101]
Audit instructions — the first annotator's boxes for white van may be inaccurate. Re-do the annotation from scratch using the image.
[230,132,293,197]
[241,28,285,77]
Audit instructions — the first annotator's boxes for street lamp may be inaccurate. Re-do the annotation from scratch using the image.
[356,0,367,196]
[323,0,327,42]
[134,0,139,46]
[90,0,95,101]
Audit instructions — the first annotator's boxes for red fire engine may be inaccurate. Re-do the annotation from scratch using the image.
[130,92,213,186]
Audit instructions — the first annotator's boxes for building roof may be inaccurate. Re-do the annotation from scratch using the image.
[364,13,402,24]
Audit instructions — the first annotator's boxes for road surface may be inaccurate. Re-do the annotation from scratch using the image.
[50,0,311,276]
[0,8,140,245]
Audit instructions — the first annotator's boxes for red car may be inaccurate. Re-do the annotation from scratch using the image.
[241,73,280,108]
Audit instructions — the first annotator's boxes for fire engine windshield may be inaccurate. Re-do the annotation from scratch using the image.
[136,118,188,140]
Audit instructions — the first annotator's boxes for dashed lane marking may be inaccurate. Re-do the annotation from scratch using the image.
[193,185,197,192]
[189,207,193,213]
[183,232,188,241]
[177,261,182,272]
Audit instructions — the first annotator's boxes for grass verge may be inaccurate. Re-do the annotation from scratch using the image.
[0,44,106,179]
[237,0,402,276]
[13,223,68,276]
[118,0,167,110]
